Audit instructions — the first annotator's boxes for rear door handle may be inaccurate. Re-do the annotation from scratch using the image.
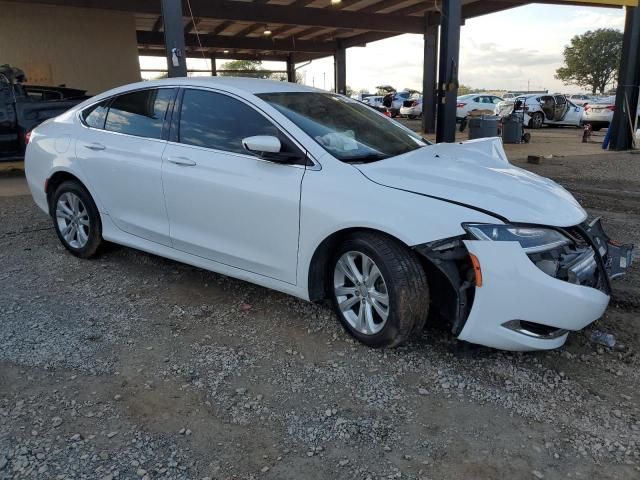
[84,143,106,151]
[167,156,197,166]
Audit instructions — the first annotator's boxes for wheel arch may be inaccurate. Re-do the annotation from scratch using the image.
[307,227,416,302]
[45,170,92,216]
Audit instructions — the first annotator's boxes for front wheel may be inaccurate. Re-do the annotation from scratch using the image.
[330,233,429,348]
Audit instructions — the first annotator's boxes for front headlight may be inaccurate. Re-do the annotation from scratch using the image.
[464,223,571,253]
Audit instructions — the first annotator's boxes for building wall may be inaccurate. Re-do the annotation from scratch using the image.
[0,1,141,95]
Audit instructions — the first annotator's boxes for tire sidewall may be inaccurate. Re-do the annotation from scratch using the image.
[330,237,402,348]
[51,181,102,258]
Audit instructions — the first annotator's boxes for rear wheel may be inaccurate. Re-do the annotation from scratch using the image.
[330,233,429,348]
[51,180,103,258]
[530,112,544,129]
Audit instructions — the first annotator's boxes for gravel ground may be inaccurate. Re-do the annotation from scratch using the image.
[1,146,639,479]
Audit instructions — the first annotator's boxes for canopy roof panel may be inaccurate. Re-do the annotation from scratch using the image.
[8,0,636,62]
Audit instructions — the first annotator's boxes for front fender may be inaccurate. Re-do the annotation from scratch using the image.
[296,163,499,298]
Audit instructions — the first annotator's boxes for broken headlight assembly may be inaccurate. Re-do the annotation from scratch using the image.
[463,224,571,253]
[463,223,602,288]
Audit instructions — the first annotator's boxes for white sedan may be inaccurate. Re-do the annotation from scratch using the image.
[25,78,632,351]
[456,94,504,120]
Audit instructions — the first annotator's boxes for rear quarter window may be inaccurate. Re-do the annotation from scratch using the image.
[81,100,110,129]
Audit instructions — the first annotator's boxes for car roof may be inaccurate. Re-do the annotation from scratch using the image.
[87,76,322,103]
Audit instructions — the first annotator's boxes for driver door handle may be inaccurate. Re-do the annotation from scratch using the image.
[167,156,197,167]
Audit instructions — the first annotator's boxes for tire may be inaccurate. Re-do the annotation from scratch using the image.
[529,112,544,129]
[51,180,103,259]
[592,126,602,132]
[330,232,429,348]
[408,115,417,120]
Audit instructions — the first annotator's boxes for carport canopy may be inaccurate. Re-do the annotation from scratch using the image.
[7,0,640,147]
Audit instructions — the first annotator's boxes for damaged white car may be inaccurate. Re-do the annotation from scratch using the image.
[25,78,633,352]
[496,94,584,129]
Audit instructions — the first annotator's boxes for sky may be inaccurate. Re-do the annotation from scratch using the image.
[140,3,626,94]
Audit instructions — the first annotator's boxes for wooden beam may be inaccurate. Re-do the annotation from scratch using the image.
[152,15,163,32]
[358,0,411,13]
[340,31,398,48]
[269,25,298,37]
[389,2,429,17]
[234,23,261,37]
[209,20,234,35]
[184,17,202,34]
[293,26,329,39]
[139,47,291,62]
[137,30,338,53]
[9,0,424,34]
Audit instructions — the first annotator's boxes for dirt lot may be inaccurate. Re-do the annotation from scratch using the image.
[1,130,639,479]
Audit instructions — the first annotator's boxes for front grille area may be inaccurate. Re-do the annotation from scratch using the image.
[527,229,605,291]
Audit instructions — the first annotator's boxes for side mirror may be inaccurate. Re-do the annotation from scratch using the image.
[242,135,301,164]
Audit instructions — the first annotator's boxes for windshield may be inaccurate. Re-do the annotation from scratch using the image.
[258,92,427,162]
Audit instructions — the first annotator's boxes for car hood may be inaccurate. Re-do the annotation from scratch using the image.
[355,137,587,227]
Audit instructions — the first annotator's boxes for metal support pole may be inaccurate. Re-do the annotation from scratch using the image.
[161,0,187,78]
[436,0,462,143]
[286,54,296,83]
[210,54,217,76]
[609,6,640,151]
[422,13,439,135]
[334,41,346,95]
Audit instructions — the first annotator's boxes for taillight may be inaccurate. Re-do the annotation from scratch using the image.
[456,102,466,108]
[25,130,33,144]
[384,110,391,117]
[584,104,590,111]
[607,105,616,111]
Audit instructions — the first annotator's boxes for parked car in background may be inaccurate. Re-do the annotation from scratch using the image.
[0,64,89,161]
[25,77,633,352]
[582,96,616,131]
[361,95,384,108]
[400,94,422,119]
[377,85,417,118]
[501,92,518,100]
[567,94,598,107]
[24,85,88,101]
[583,96,640,131]
[496,94,584,129]
[456,94,504,120]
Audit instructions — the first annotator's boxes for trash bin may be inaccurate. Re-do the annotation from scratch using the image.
[468,115,500,140]
[502,113,524,144]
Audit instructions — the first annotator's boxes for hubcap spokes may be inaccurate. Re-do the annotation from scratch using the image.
[56,192,90,249]
[334,251,389,335]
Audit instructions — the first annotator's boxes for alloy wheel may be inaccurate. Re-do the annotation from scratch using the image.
[55,192,90,249]
[333,251,390,335]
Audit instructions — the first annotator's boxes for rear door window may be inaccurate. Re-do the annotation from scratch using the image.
[104,88,175,139]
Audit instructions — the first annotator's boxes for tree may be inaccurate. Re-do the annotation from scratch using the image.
[219,60,270,79]
[555,28,623,94]
[220,59,302,82]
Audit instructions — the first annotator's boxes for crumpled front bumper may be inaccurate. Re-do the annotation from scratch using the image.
[457,219,633,351]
